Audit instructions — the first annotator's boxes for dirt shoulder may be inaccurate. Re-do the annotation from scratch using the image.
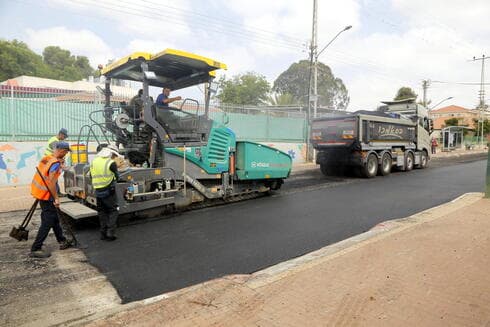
[0,211,120,327]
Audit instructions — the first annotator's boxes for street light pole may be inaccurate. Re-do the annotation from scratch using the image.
[313,25,352,118]
[429,96,453,111]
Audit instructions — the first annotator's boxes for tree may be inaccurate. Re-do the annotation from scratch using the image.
[444,118,459,127]
[216,72,270,105]
[394,87,417,101]
[0,39,50,81]
[473,118,490,135]
[273,60,349,110]
[43,46,94,81]
[266,92,298,106]
[0,40,95,82]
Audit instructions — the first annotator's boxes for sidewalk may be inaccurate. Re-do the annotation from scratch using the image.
[75,193,490,327]
[0,148,487,213]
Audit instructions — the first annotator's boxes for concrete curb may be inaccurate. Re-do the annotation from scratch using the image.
[66,192,485,326]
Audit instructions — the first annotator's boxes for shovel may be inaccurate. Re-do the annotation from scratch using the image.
[9,199,39,241]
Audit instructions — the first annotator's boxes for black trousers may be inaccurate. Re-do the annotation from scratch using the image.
[97,192,118,237]
[31,200,66,251]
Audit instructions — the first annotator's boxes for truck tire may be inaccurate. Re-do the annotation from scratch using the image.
[361,153,378,178]
[378,152,392,176]
[320,163,334,176]
[404,151,414,171]
[416,151,428,169]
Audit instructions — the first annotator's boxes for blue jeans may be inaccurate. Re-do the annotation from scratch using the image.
[31,200,66,251]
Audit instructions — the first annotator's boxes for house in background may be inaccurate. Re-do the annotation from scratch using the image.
[429,105,479,139]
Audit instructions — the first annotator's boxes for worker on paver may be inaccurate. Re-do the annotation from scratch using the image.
[156,88,181,108]
[30,142,73,258]
[44,128,68,156]
[90,145,120,241]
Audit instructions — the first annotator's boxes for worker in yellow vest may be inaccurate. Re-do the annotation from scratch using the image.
[30,142,72,258]
[44,128,68,156]
[90,145,120,241]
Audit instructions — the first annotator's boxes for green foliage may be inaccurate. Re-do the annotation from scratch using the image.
[473,118,490,135]
[42,46,95,81]
[0,39,95,82]
[266,92,298,106]
[273,60,349,110]
[394,87,417,101]
[444,118,459,127]
[0,40,50,81]
[216,72,270,105]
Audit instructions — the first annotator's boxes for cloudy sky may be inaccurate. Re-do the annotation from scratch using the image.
[1,0,489,110]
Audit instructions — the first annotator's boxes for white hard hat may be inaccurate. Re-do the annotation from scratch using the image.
[97,145,120,158]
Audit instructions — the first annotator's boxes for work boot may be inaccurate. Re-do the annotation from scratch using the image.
[30,250,51,258]
[104,235,117,242]
[100,232,109,241]
[59,239,73,250]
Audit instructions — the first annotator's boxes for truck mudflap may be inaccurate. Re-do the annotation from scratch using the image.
[316,140,362,167]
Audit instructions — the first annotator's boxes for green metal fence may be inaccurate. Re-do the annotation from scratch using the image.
[0,88,308,143]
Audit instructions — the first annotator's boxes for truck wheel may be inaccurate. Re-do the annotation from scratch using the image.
[379,153,392,176]
[416,151,428,169]
[405,152,414,171]
[361,153,378,178]
[320,164,334,176]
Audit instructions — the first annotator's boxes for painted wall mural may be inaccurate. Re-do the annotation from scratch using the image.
[0,142,307,186]
[0,142,46,185]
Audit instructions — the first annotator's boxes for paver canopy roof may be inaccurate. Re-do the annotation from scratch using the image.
[101,49,227,90]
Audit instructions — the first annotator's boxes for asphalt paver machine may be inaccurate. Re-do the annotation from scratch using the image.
[62,49,292,220]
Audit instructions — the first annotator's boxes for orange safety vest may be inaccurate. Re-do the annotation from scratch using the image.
[31,155,61,200]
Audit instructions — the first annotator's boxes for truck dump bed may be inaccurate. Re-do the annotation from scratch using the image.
[311,111,416,150]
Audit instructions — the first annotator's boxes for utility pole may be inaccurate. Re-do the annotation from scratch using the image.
[422,79,431,108]
[311,0,318,119]
[473,55,487,147]
[305,0,317,162]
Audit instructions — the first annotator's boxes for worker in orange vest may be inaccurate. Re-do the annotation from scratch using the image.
[30,142,72,258]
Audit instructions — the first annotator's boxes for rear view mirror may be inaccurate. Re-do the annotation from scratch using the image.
[209,81,219,94]
[144,71,157,80]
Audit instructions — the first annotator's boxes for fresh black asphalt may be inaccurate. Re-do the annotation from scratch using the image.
[77,159,486,303]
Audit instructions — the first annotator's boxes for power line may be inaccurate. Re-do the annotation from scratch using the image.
[432,80,490,85]
[139,0,306,44]
[68,0,305,51]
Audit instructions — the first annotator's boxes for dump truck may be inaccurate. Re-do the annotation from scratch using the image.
[61,49,291,220]
[310,98,432,178]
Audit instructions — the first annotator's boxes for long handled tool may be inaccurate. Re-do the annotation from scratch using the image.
[35,167,82,247]
[9,199,39,241]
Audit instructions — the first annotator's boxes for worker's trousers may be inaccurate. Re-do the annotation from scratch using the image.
[96,192,118,237]
[31,200,66,251]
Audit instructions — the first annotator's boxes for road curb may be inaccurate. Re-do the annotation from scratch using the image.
[67,192,484,326]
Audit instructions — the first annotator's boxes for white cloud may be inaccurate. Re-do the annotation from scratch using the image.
[47,0,192,40]
[126,39,177,54]
[25,26,114,67]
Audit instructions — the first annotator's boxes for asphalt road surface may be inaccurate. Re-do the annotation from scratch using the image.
[77,156,487,303]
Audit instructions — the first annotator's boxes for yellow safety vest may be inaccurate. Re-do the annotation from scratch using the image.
[90,157,115,189]
[44,136,59,156]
